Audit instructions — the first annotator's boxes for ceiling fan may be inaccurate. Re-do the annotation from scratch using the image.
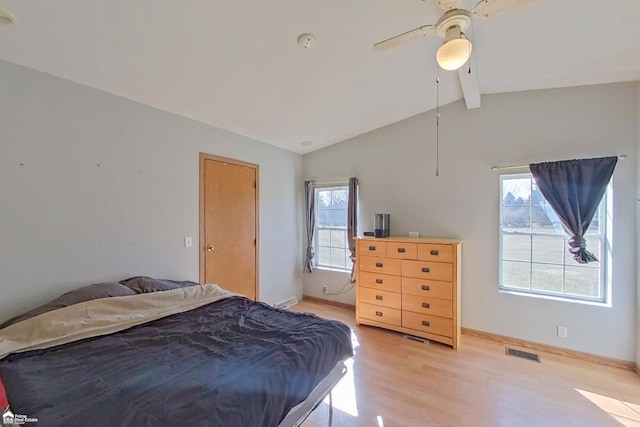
[374,0,536,70]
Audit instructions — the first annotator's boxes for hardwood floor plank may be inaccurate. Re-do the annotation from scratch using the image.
[294,299,640,426]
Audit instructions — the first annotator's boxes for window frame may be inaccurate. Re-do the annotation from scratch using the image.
[498,173,609,304]
[314,183,352,272]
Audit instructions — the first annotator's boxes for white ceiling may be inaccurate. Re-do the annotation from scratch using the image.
[0,0,639,154]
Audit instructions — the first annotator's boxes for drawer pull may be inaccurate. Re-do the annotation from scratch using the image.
[422,303,430,308]
[368,245,376,251]
[376,311,383,317]
[375,279,383,284]
[422,267,430,273]
[397,248,406,253]
[376,262,383,268]
[430,250,439,256]
[421,285,430,291]
[422,321,430,327]
[375,295,383,300]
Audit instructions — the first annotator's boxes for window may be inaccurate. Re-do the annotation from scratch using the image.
[499,174,608,303]
[315,185,352,271]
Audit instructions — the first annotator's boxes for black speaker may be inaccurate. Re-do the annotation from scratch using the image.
[374,214,390,238]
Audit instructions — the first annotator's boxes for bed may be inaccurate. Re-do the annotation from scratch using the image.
[0,277,353,427]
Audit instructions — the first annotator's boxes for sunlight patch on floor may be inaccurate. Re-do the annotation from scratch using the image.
[322,329,360,417]
[576,388,640,426]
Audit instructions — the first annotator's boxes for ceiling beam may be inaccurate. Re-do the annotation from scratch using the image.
[457,26,481,109]
[458,53,481,109]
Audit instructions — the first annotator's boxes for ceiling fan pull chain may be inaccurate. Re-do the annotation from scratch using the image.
[435,67,440,177]
[466,33,472,74]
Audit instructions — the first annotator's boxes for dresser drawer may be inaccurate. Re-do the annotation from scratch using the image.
[360,256,402,276]
[402,278,452,300]
[402,260,452,281]
[402,312,453,337]
[418,243,454,263]
[360,287,401,309]
[386,242,417,260]
[359,271,401,292]
[359,303,401,326]
[358,241,387,257]
[402,295,452,318]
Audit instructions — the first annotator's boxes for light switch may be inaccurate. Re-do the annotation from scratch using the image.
[185,237,193,248]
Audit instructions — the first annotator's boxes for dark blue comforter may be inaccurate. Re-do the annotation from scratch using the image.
[0,297,353,427]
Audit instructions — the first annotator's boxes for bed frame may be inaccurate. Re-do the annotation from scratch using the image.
[278,361,347,427]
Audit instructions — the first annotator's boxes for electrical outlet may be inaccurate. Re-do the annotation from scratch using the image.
[557,326,568,339]
[409,231,419,238]
[322,285,328,294]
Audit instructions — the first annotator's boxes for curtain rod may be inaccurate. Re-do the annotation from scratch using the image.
[491,155,627,171]
[313,178,359,185]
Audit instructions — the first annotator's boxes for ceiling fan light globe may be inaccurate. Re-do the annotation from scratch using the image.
[436,38,472,71]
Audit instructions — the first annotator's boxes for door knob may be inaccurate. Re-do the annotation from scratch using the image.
[206,244,215,252]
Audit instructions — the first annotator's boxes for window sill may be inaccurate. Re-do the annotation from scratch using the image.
[498,289,610,307]
[315,266,351,274]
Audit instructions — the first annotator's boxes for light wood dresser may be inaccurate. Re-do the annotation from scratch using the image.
[355,236,462,349]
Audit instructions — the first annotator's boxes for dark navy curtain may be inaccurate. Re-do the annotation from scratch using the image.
[529,156,617,264]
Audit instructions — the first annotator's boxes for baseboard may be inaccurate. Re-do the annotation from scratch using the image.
[302,295,355,310]
[462,327,634,371]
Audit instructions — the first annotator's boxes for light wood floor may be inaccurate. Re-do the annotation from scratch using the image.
[293,299,640,427]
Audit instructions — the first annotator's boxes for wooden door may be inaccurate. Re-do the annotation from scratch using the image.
[200,154,258,299]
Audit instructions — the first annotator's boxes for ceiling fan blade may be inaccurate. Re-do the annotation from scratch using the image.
[471,0,536,18]
[435,0,459,11]
[374,25,435,51]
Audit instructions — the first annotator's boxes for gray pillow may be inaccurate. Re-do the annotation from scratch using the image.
[0,282,137,329]
[120,276,199,294]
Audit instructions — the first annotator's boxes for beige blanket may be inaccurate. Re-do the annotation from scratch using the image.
[0,284,237,360]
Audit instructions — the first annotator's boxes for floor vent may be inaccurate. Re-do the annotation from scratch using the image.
[274,296,299,310]
[505,347,541,363]
[403,334,430,344]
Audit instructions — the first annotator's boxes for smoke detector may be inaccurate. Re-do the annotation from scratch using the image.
[0,9,15,26]
[297,34,316,49]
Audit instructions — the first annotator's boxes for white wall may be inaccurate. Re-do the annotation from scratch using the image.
[0,59,304,322]
[304,82,638,361]
[636,81,640,367]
